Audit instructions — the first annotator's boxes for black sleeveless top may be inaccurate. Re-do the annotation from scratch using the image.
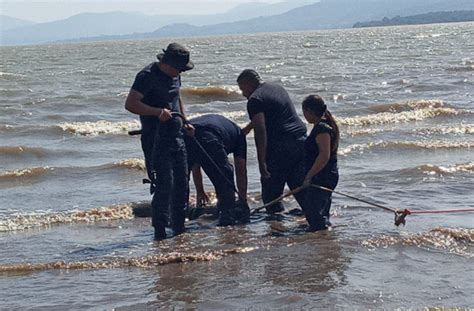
[304,121,338,180]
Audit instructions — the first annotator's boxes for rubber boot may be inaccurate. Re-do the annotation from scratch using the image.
[154,224,166,240]
[234,200,250,224]
[265,202,284,214]
[171,210,186,235]
[217,206,235,226]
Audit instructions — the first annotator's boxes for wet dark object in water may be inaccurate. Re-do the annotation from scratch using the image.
[132,202,218,220]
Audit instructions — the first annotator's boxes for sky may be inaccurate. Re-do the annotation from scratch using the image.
[1,0,284,22]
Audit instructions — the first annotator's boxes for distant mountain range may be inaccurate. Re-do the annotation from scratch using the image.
[0,0,315,45]
[2,0,474,46]
[0,15,36,31]
[354,10,474,28]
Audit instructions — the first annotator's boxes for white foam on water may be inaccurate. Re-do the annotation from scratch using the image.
[57,120,140,136]
[338,107,470,126]
[418,162,474,175]
[113,158,146,171]
[339,140,472,156]
[0,167,54,179]
[0,204,135,232]
[0,247,257,273]
[362,227,474,257]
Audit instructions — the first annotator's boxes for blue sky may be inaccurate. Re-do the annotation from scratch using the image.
[2,0,283,22]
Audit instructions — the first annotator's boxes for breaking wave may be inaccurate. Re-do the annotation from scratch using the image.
[112,158,146,171]
[414,124,474,135]
[368,99,445,113]
[0,247,256,274]
[362,227,474,257]
[0,167,54,180]
[339,140,472,156]
[408,162,474,175]
[1,159,146,184]
[344,124,474,137]
[56,120,140,136]
[338,107,469,127]
[181,85,243,103]
[0,204,135,232]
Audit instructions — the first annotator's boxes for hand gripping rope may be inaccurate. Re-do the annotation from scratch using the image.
[128,112,239,196]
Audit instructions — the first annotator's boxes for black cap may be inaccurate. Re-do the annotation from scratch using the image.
[157,43,194,72]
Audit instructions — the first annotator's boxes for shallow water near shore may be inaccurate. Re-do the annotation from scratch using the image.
[1,22,473,309]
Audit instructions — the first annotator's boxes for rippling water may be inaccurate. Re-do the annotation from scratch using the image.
[1,23,473,309]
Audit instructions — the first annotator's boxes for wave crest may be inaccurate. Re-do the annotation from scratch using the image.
[362,227,474,257]
[0,167,53,180]
[338,107,469,126]
[369,99,445,113]
[0,247,256,274]
[344,124,474,137]
[57,120,140,136]
[181,85,242,103]
[113,158,146,171]
[0,204,135,232]
[416,163,474,175]
[339,140,472,156]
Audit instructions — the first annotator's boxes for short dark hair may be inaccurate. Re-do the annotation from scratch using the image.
[237,69,262,86]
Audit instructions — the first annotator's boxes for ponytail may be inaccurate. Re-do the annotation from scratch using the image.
[323,110,340,153]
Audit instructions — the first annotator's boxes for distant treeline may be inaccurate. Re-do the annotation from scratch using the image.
[353,10,474,28]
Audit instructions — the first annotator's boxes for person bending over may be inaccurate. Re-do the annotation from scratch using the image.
[185,114,249,225]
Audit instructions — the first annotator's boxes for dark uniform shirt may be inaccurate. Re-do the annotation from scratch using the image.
[188,114,247,161]
[246,82,306,144]
[131,62,182,138]
[304,121,338,180]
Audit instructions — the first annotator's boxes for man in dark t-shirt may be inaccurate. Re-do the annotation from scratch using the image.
[185,114,249,225]
[237,69,308,213]
[125,43,194,240]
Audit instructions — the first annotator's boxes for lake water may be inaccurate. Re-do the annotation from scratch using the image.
[1,22,473,309]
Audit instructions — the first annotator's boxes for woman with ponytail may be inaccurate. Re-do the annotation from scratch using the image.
[301,95,340,232]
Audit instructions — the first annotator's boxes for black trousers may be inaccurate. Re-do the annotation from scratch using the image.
[262,136,308,213]
[149,135,188,231]
[304,173,339,229]
[187,130,236,214]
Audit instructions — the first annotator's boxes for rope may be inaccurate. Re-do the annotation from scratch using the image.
[310,185,474,226]
[128,112,239,195]
[250,186,307,215]
[310,185,397,213]
[171,112,239,195]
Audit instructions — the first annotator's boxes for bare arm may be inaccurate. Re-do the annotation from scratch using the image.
[241,122,254,136]
[304,133,331,182]
[125,89,171,121]
[234,155,247,202]
[252,113,270,179]
[191,164,210,205]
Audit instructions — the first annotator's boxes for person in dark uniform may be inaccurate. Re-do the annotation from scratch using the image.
[125,43,194,240]
[185,114,249,225]
[301,95,340,231]
[237,69,308,214]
